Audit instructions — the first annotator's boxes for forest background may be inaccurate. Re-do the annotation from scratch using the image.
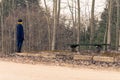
[0,0,119,54]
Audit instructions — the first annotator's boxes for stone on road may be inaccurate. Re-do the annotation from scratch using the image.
[0,61,120,80]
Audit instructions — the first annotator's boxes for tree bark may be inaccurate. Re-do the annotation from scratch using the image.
[1,0,4,53]
[116,0,120,50]
[77,0,81,51]
[90,0,95,45]
[26,1,31,52]
[57,0,61,26]
[107,0,112,50]
[52,0,57,50]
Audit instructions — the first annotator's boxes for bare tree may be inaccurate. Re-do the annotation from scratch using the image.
[90,0,95,45]
[116,0,120,50]
[43,0,51,50]
[52,0,57,50]
[107,0,112,50]
[1,0,4,53]
[12,0,16,53]
[77,0,80,51]
[67,0,75,27]
[67,0,77,44]
[26,0,31,52]
[57,0,61,26]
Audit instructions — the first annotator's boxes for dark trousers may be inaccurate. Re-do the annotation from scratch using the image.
[17,40,23,52]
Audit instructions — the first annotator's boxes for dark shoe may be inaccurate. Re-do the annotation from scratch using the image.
[16,51,21,53]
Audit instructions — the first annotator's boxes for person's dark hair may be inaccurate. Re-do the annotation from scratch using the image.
[18,19,22,22]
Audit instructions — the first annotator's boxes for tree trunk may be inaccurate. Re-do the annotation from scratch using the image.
[1,1,4,54]
[116,0,120,50]
[90,0,95,45]
[77,0,80,51]
[57,0,61,26]
[52,0,57,50]
[107,0,112,50]
[26,1,31,52]
[12,0,16,53]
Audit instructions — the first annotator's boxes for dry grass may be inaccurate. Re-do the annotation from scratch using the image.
[101,52,120,57]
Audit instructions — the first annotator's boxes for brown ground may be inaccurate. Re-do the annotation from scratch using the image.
[0,61,120,80]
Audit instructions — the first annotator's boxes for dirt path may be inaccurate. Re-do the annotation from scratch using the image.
[0,61,120,80]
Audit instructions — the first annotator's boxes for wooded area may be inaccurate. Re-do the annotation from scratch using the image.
[0,0,120,54]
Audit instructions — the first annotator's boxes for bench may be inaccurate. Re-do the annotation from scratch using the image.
[68,44,109,52]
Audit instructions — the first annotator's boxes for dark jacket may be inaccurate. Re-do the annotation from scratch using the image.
[16,24,24,41]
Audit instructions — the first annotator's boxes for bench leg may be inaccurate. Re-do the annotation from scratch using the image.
[71,48,77,52]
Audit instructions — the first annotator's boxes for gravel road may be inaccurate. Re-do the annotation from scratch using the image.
[0,61,120,80]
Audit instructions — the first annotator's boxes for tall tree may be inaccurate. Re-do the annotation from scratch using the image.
[90,0,95,45]
[0,0,4,53]
[107,0,112,50]
[77,0,81,51]
[43,0,51,50]
[116,0,120,50]
[98,0,120,50]
[57,0,61,26]
[67,0,77,44]
[52,0,57,50]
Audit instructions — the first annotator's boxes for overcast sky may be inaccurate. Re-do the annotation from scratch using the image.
[41,0,106,17]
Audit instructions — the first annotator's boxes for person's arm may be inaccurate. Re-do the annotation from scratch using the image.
[21,25,24,40]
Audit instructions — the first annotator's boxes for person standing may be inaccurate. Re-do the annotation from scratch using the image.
[16,19,24,53]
